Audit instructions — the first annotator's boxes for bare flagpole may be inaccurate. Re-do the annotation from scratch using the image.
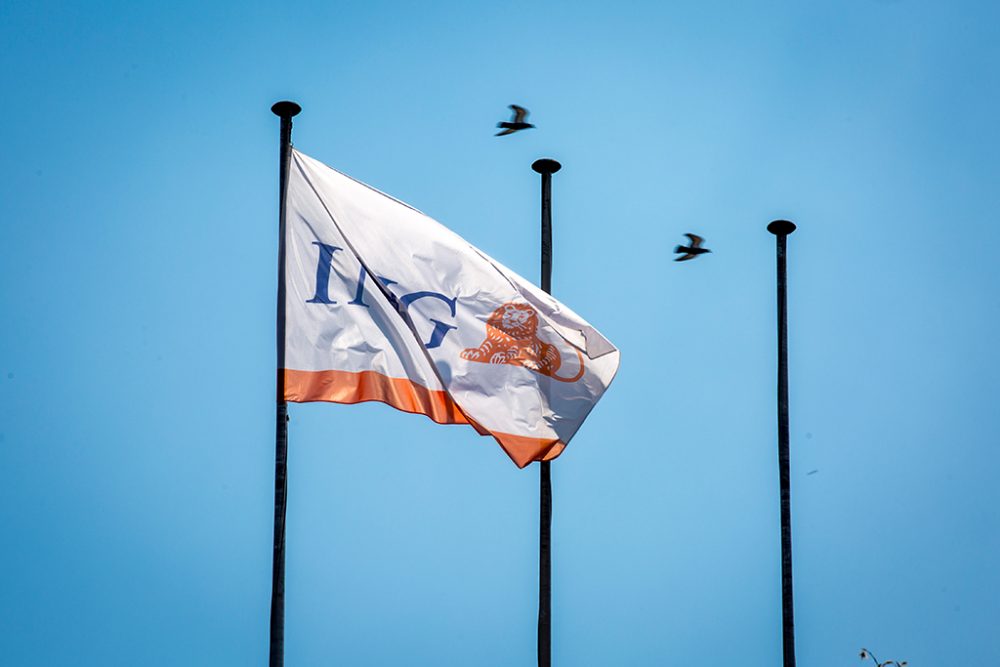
[768,219,797,667]
[532,157,561,667]
[269,100,301,667]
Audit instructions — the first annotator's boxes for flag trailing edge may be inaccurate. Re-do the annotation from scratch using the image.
[284,149,619,467]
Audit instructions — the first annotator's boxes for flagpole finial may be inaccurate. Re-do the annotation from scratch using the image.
[271,101,302,118]
[768,219,796,235]
[532,158,562,175]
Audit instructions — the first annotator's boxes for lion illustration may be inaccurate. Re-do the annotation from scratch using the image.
[460,302,584,382]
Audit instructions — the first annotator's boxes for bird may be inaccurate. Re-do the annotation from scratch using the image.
[674,233,712,261]
[496,104,535,136]
[807,469,819,476]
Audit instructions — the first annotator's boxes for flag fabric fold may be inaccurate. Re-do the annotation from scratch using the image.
[283,149,619,467]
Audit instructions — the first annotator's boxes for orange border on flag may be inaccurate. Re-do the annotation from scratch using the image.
[283,368,565,468]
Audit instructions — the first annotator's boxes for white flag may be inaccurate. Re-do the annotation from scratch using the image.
[283,149,619,467]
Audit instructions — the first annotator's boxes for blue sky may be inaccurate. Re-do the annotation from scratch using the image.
[1,1,998,665]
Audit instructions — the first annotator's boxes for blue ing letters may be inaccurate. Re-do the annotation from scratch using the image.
[306,242,342,304]
[305,241,459,349]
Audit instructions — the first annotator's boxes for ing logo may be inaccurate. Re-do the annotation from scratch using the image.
[460,303,584,382]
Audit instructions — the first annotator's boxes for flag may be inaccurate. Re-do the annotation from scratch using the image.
[283,149,619,467]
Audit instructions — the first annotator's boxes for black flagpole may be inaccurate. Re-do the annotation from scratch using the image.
[768,219,797,667]
[532,157,561,667]
[270,100,301,667]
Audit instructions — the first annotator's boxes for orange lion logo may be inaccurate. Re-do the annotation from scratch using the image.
[460,302,584,382]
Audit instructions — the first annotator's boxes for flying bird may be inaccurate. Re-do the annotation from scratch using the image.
[674,233,712,261]
[496,104,535,136]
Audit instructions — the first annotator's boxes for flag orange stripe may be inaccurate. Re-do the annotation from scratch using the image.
[284,368,469,425]
[282,368,565,468]
[492,435,565,468]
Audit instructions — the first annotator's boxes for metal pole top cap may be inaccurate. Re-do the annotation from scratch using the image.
[532,158,562,175]
[271,101,302,118]
[767,219,797,236]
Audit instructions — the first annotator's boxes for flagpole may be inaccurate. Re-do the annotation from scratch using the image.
[270,99,301,667]
[768,218,797,667]
[532,157,561,667]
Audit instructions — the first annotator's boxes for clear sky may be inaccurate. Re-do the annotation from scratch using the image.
[2,1,998,665]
